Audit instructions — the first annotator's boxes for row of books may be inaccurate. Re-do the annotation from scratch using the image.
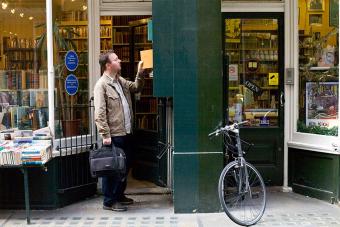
[0,70,48,90]
[1,107,48,130]
[101,26,112,37]
[101,39,113,52]
[136,115,157,131]
[62,40,88,52]
[6,50,35,61]
[5,61,36,71]
[113,31,130,44]
[136,98,158,113]
[59,26,88,38]
[112,47,130,62]
[142,80,153,95]
[0,89,48,107]
[112,16,150,26]
[3,37,36,49]
[0,140,52,166]
[62,10,88,22]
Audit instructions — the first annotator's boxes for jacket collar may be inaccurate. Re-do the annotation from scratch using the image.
[102,73,119,84]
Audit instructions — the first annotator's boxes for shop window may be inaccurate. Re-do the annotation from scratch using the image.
[298,0,339,136]
[53,0,89,138]
[0,1,47,131]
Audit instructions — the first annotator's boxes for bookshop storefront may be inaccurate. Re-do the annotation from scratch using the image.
[0,0,339,213]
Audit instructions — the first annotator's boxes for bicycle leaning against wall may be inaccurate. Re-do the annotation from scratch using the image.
[209,121,266,226]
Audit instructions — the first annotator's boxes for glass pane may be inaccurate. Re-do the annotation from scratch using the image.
[0,1,47,131]
[53,0,89,138]
[297,0,339,136]
[225,18,279,127]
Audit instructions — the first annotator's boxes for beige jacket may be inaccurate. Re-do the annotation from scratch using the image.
[94,74,144,139]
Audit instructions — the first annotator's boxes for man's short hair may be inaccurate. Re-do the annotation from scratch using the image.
[99,50,115,73]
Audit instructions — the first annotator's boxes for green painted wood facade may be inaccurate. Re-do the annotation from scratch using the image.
[153,0,224,213]
[289,148,340,203]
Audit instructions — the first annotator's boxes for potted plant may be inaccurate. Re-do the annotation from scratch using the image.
[36,21,85,137]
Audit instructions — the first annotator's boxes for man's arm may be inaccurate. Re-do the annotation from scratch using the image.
[94,83,111,140]
[122,72,145,93]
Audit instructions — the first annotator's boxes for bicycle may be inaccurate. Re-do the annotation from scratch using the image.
[209,121,266,226]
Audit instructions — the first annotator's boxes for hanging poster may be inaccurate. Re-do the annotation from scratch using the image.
[306,82,338,128]
[225,19,241,43]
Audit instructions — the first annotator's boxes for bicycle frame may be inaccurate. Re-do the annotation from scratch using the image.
[229,126,251,195]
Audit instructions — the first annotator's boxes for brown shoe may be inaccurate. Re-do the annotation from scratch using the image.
[118,196,134,205]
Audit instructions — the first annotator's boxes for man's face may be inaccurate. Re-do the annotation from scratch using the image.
[107,53,121,73]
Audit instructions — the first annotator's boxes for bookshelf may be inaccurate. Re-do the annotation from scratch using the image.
[1,36,48,130]
[100,16,156,132]
[110,16,152,79]
[128,18,156,132]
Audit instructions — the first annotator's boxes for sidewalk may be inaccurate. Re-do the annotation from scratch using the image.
[1,190,340,227]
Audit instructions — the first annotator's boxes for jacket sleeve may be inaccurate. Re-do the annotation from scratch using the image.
[94,82,111,139]
[122,72,145,93]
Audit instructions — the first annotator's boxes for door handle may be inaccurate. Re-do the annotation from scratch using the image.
[280,92,285,107]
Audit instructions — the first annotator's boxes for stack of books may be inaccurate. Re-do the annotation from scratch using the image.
[0,140,52,166]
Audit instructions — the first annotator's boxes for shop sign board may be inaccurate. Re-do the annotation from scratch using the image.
[245,80,263,95]
[268,73,279,86]
[229,64,238,81]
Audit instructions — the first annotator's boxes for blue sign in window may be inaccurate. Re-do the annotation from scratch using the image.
[65,74,79,96]
[65,50,79,72]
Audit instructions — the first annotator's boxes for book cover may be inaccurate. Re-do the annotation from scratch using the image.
[36,90,48,107]
[30,90,36,107]
[21,90,30,106]
[17,107,32,130]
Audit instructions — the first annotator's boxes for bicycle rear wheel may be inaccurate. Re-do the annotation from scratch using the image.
[218,161,266,226]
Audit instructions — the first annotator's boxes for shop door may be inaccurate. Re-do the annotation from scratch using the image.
[223,13,284,185]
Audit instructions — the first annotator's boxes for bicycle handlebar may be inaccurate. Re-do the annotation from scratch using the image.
[208,121,249,137]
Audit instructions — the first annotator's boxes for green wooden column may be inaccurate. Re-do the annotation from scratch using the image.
[154,0,223,212]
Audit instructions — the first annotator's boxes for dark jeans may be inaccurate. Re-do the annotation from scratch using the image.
[102,135,132,206]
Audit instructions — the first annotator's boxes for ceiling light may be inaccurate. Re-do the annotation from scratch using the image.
[71,0,75,2]
[29,16,33,20]
[1,2,8,10]
[20,13,24,18]
[82,5,87,11]
[9,32,12,34]
[10,8,14,14]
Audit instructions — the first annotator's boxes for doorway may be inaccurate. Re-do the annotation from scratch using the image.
[99,15,171,193]
[223,13,285,185]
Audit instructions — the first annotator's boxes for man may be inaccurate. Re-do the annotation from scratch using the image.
[94,50,144,211]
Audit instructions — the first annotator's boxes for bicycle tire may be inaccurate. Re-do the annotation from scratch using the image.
[218,161,266,226]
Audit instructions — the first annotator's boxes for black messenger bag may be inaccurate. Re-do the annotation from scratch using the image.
[89,144,126,178]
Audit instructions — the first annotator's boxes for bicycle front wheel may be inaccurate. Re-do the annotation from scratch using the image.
[218,161,266,226]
